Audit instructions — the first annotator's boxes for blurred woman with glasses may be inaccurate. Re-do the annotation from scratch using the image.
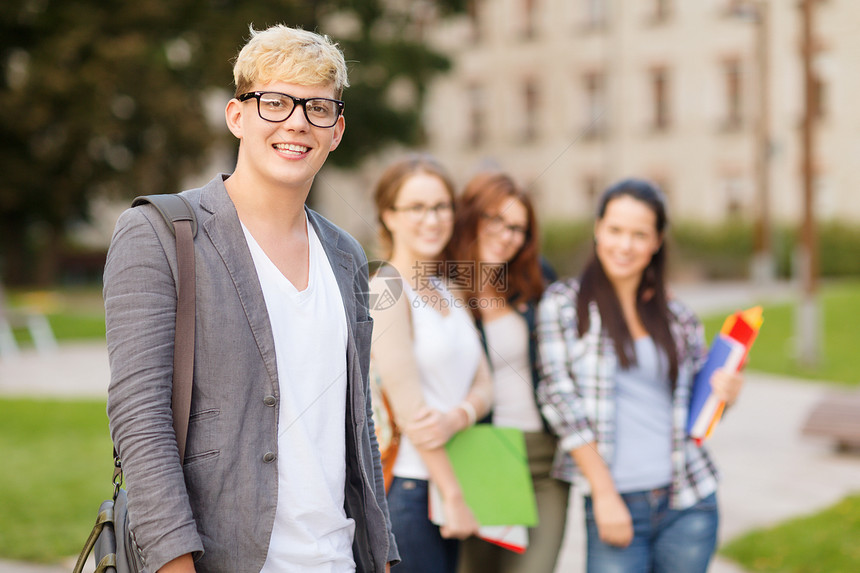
[445,172,570,573]
[537,179,744,572]
[369,155,493,573]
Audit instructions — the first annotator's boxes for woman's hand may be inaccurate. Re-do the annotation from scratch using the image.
[405,406,461,450]
[439,492,480,540]
[710,367,744,406]
[592,491,633,548]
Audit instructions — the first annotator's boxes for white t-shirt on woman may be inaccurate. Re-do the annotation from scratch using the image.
[392,277,483,480]
[484,312,543,432]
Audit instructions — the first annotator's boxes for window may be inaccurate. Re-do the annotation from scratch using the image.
[467,84,486,147]
[523,79,540,142]
[651,0,671,23]
[584,175,603,208]
[723,59,743,129]
[582,71,608,139]
[468,0,482,43]
[648,174,671,200]
[522,0,539,39]
[720,0,748,18]
[650,67,671,131]
[583,0,608,31]
[722,177,744,216]
[810,74,827,120]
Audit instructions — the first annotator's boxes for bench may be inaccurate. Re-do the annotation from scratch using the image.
[0,284,58,357]
[801,393,860,451]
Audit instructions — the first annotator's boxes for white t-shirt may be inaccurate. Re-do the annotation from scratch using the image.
[393,278,483,479]
[484,312,543,432]
[243,217,356,572]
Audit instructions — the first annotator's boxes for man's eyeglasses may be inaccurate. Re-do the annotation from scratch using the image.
[481,213,529,241]
[390,202,454,222]
[237,91,344,128]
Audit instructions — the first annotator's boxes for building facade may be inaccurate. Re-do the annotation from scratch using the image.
[418,0,859,225]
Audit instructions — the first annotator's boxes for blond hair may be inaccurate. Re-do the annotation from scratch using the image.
[233,25,349,98]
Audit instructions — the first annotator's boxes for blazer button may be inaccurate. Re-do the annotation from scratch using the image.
[263,452,277,463]
[263,395,277,407]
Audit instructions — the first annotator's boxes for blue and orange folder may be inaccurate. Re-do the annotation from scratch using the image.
[687,306,763,445]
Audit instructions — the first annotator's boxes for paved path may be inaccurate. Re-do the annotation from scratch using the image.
[1,280,856,573]
[0,341,110,399]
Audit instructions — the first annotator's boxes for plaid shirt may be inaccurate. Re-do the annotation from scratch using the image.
[536,278,719,510]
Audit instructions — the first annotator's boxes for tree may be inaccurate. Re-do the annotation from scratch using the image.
[0,0,464,285]
[0,1,212,284]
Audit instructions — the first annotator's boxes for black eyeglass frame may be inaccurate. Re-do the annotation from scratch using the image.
[480,213,530,240]
[389,202,455,221]
[237,91,345,128]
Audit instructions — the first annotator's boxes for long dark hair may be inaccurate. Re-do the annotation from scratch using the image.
[446,172,545,316]
[577,178,678,385]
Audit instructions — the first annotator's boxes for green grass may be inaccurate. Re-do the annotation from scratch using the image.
[1,281,857,565]
[701,280,860,385]
[720,494,860,572]
[5,286,105,344]
[0,398,112,563]
[703,281,860,571]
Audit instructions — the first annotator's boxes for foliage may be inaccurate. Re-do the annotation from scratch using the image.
[700,280,860,385]
[0,1,211,284]
[720,493,860,572]
[671,221,755,280]
[539,220,593,279]
[673,221,860,280]
[0,398,112,562]
[541,218,860,281]
[783,222,860,278]
[0,0,465,285]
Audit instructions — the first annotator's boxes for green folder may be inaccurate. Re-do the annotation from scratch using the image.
[444,424,538,527]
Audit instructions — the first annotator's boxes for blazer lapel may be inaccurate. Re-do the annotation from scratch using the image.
[198,176,279,393]
[308,208,357,326]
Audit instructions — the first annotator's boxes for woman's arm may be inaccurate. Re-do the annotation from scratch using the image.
[416,448,480,539]
[571,443,633,548]
[535,286,596,451]
[368,275,426,426]
[368,275,481,539]
[536,284,632,546]
[406,353,492,450]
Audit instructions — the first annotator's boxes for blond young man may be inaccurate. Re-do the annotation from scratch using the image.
[104,25,397,572]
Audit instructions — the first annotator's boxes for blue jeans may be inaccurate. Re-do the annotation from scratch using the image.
[387,477,459,573]
[584,488,719,573]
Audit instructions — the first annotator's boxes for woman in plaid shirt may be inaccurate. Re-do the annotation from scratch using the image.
[536,179,745,572]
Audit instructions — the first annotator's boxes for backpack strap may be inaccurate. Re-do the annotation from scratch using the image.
[132,194,198,238]
[131,194,197,465]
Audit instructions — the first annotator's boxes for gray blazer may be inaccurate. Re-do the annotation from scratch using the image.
[104,174,398,572]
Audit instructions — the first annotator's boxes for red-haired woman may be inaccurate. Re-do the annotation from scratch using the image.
[446,172,570,573]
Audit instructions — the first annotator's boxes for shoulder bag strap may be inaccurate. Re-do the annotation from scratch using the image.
[131,194,197,464]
